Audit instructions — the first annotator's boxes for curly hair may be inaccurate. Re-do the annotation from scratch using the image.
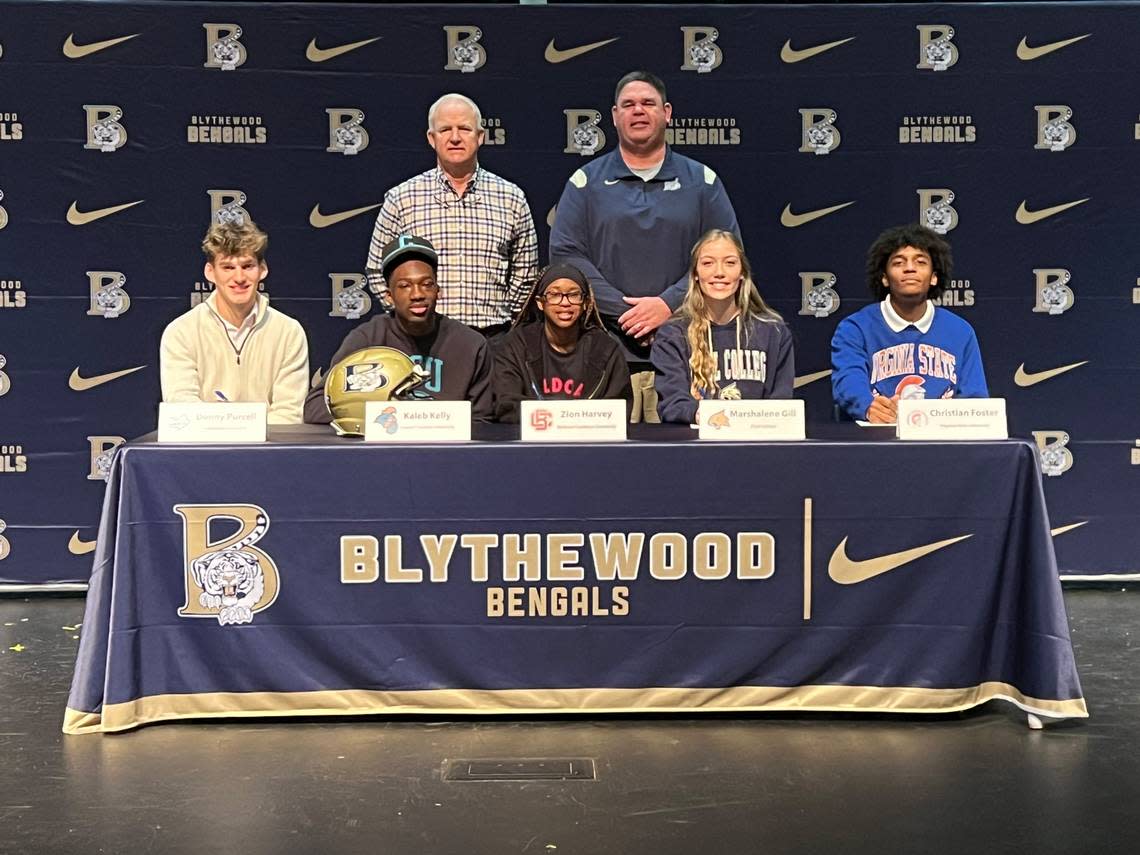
[865,223,952,300]
[201,219,268,263]
[677,230,782,400]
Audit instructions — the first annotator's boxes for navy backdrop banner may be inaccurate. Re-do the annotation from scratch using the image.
[65,433,1086,733]
[0,2,1137,584]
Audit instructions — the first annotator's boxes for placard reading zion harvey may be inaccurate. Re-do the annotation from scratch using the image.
[520,400,627,442]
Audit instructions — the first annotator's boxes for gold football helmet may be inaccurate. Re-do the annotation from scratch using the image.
[323,346,429,435]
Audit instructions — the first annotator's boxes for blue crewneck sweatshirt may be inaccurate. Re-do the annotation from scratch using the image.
[831,302,988,420]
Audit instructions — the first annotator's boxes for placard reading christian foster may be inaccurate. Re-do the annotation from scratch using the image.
[157,402,267,443]
[698,400,806,441]
[520,400,627,442]
[364,401,471,442]
[896,398,1008,441]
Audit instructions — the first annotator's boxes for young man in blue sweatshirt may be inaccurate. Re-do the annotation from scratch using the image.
[831,224,988,423]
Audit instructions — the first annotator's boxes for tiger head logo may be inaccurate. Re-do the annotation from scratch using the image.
[174,504,280,626]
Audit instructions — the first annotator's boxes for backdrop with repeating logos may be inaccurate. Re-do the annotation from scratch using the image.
[0,2,1137,585]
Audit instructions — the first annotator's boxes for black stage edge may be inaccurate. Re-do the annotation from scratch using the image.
[1,592,1137,855]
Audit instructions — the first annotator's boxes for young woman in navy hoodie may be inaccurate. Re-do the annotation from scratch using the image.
[651,229,795,424]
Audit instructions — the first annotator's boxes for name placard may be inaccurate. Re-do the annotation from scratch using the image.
[697,400,806,440]
[896,398,1008,440]
[364,401,472,442]
[520,400,627,442]
[157,402,267,443]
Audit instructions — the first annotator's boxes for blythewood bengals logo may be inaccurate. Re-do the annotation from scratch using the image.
[208,188,250,225]
[87,435,125,480]
[799,108,840,155]
[174,504,280,626]
[918,188,958,233]
[681,27,722,73]
[917,25,957,70]
[1033,268,1075,314]
[798,272,840,318]
[1036,105,1077,151]
[564,109,606,155]
[86,271,131,317]
[1033,431,1074,477]
[444,25,485,72]
[329,273,373,319]
[83,104,127,152]
[204,23,247,70]
[326,108,369,155]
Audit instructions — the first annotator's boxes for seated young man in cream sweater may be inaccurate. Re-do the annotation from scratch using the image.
[160,220,309,423]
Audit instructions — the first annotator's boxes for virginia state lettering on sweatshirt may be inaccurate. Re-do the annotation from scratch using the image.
[871,343,957,384]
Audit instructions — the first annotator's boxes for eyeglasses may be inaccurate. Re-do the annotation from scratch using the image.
[540,291,585,306]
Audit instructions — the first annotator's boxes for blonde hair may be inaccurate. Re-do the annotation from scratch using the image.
[677,229,782,399]
[201,219,268,263]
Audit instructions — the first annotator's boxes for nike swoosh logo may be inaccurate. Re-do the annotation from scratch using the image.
[829,533,972,584]
[544,37,620,64]
[780,201,855,228]
[603,179,622,186]
[1014,198,1089,225]
[309,203,382,229]
[793,369,833,389]
[69,365,147,391]
[68,532,96,555]
[305,37,381,63]
[66,199,145,226]
[62,33,140,59]
[780,37,856,64]
[1016,34,1091,61]
[1050,521,1088,537]
[1013,361,1088,387]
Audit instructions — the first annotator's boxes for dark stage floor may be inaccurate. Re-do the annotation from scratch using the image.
[2,591,1137,855]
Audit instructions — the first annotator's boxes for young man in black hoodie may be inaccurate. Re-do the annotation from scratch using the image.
[492,264,631,423]
[304,234,493,423]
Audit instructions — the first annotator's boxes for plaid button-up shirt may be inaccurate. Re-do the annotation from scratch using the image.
[365,166,539,328]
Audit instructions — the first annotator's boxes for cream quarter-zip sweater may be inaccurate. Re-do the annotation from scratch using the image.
[159,292,309,424]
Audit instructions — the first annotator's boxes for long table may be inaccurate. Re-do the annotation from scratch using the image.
[64,425,1087,733]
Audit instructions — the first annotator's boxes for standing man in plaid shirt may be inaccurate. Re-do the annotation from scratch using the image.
[365,93,539,338]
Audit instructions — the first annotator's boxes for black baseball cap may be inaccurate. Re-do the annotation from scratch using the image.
[379,234,438,281]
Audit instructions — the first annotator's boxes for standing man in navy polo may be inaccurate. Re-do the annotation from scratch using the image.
[549,70,739,419]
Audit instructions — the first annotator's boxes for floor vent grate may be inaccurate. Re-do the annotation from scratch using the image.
[443,758,596,782]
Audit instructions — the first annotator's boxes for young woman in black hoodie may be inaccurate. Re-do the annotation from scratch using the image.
[492,264,632,423]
